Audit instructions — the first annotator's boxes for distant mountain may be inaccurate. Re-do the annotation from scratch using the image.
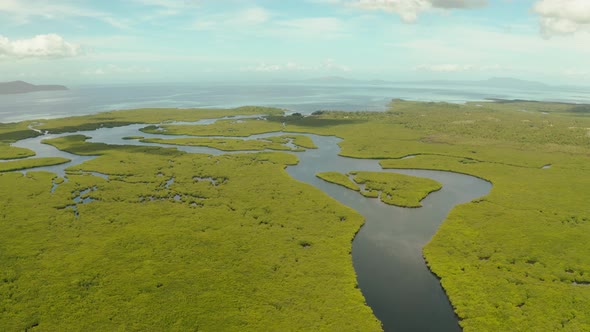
[0,81,68,94]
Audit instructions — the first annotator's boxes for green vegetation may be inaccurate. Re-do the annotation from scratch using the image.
[2,99,590,331]
[273,100,590,331]
[139,113,319,138]
[479,99,590,116]
[141,117,283,137]
[351,171,442,207]
[140,135,315,152]
[0,122,41,143]
[42,135,180,157]
[0,122,39,160]
[0,157,70,172]
[35,106,284,134]
[206,100,589,330]
[0,135,380,330]
[316,171,441,207]
[380,154,590,331]
[0,144,35,160]
[316,172,360,191]
[260,134,318,149]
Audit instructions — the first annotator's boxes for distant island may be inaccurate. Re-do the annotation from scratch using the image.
[0,81,68,94]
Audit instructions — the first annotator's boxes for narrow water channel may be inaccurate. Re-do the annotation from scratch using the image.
[8,121,491,331]
[284,135,491,332]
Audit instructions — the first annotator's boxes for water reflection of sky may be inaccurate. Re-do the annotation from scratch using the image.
[9,117,492,332]
[2,83,589,123]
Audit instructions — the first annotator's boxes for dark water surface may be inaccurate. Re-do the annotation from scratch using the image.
[8,122,491,331]
[284,136,492,332]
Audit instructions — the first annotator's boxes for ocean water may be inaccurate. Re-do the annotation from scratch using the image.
[1,82,589,123]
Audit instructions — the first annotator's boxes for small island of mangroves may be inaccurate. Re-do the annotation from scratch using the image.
[1,101,590,331]
[316,171,441,207]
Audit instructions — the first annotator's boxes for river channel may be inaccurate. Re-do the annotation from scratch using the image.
[7,117,492,331]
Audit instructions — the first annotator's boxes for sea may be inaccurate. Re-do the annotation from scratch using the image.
[1,82,589,123]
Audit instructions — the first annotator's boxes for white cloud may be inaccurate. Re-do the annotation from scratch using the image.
[246,63,283,72]
[189,7,341,39]
[0,0,127,28]
[347,0,486,23]
[280,17,342,32]
[351,0,430,22]
[237,7,271,25]
[242,59,350,72]
[533,0,590,37]
[276,17,345,39]
[320,58,351,71]
[243,62,309,72]
[415,64,473,72]
[82,64,152,76]
[132,0,201,18]
[563,68,590,79]
[430,0,486,9]
[192,7,271,30]
[133,0,195,9]
[0,34,81,59]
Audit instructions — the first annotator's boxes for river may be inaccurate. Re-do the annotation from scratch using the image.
[7,118,491,331]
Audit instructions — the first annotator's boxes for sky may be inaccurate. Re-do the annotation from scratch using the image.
[1,0,590,85]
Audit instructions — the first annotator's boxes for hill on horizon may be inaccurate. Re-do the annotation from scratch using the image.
[0,81,68,95]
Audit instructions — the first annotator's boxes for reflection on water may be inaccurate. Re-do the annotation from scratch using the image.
[286,136,491,332]
[8,122,491,332]
[2,82,589,123]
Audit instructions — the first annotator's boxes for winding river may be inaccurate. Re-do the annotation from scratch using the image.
[7,118,492,331]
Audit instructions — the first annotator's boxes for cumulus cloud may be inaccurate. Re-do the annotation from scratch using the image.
[349,0,487,23]
[533,0,590,37]
[431,0,486,9]
[0,34,81,59]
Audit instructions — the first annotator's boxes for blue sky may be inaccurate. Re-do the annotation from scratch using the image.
[1,0,589,85]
